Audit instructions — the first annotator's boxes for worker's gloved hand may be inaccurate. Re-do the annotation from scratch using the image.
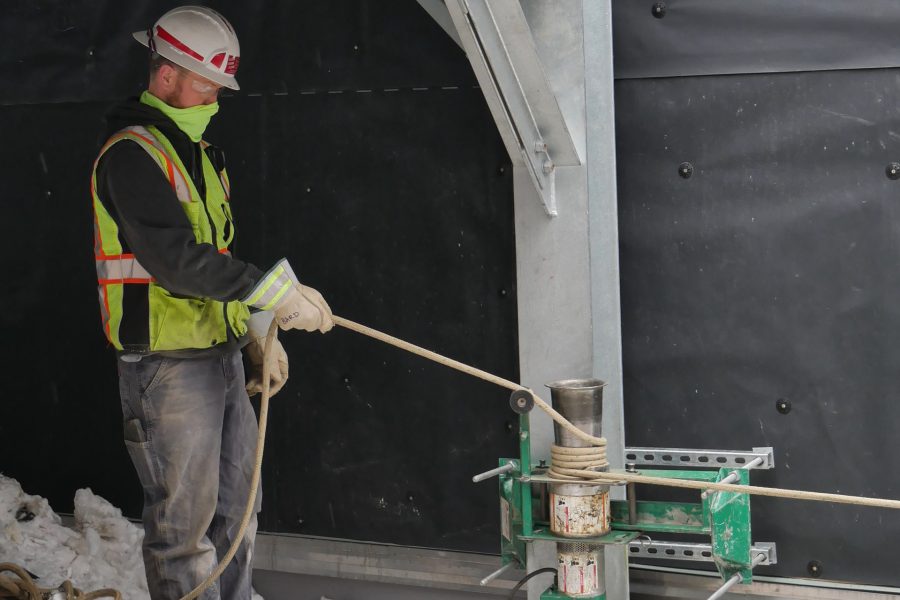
[244,312,290,397]
[274,283,334,333]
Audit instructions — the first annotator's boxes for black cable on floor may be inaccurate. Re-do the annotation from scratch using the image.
[507,567,557,599]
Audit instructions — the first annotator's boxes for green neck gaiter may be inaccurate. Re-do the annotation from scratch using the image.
[140,91,219,143]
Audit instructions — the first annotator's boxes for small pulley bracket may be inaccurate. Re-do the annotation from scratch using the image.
[509,389,534,414]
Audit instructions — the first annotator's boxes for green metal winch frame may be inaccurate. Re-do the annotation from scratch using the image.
[488,412,777,599]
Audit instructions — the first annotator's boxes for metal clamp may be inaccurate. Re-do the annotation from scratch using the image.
[751,542,777,566]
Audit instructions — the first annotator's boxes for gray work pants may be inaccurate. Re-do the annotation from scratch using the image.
[117,350,260,600]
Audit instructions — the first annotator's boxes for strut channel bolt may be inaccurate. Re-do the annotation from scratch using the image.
[626,462,638,525]
[702,456,764,499]
[473,462,517,483]
[706,552,766,600]
[480,562,516,586]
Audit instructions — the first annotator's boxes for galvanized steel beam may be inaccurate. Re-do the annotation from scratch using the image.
[445,0,581,216]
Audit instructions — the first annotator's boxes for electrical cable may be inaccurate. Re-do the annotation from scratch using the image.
[507,567,557,599]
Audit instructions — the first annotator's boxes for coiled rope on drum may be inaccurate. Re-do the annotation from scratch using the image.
[548,444,609,480]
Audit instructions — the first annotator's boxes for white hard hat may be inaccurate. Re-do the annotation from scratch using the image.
[133,6,241,91]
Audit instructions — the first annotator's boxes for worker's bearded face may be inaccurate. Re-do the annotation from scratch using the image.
[162,68,221,109]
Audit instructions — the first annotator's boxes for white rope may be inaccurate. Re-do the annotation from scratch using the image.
[332,316,606,446]
[582,470,900,510]
[178,320,278,600]
[333,315,900,511]
[548,444,609,480]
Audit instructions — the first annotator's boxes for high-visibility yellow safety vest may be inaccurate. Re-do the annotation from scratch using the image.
[90,125,288,352]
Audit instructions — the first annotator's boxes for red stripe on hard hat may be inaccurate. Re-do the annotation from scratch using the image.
[226,55,239,75]
[155,25,203,62]
[210,52,225,68]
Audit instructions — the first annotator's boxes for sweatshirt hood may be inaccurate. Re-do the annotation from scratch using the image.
[101,96,182,142]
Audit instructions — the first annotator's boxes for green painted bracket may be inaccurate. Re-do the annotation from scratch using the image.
[610,500,709,534]
[609,468,718,534]
[637,469,720,482]
[497,413,537,568]
[498,457,527,568]
[710,467,752,583]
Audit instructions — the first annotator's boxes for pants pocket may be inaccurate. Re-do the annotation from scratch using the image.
[124,439,160,491]
[139,356,169,398]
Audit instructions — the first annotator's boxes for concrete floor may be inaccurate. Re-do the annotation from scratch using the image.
[250,535,900,600]
[252,568,900,600]
[253,570,515,600]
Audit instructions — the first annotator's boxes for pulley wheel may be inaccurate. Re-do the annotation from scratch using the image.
[509,389,535,414]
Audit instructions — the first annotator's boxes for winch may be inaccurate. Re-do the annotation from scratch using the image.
[474,377,777,600]
[308,317,900,598]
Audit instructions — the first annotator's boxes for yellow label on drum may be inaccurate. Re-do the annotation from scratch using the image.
[550,491,610,537]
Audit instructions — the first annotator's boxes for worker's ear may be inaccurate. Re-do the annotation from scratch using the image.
[156,63,180,90]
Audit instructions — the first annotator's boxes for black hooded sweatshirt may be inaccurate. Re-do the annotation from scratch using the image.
[95,97,265,353]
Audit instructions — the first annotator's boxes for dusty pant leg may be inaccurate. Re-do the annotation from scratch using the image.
[206,350,261,600]
[118,354,227,600]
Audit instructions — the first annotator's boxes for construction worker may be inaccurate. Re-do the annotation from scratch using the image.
[89,6,330,598]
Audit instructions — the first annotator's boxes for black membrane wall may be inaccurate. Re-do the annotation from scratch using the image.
[614,0,900,586]
[2,0,900,588]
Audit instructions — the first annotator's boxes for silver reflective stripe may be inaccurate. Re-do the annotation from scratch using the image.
[219,174,230,198]
[97,287,109,323]
[249,270,292,311]
[243,258,296,310]
[96,256,154,281]
[124,126,192,204]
